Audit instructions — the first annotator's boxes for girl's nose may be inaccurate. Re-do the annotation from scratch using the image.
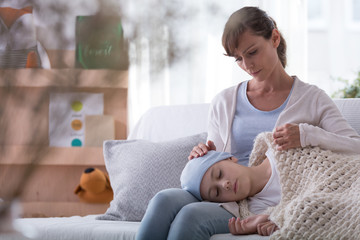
[222,180,231,190]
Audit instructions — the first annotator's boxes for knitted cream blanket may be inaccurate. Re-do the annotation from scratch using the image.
[237,132,360,239]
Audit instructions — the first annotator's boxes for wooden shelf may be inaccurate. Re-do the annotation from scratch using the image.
[0,67,125,217]
[0,145,105,166]
[0,69,128,145]
[0,69,128,88]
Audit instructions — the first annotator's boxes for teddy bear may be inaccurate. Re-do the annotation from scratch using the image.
[74,167,113,203]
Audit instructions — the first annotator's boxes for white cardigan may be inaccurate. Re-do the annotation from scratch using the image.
[207,76,360,154]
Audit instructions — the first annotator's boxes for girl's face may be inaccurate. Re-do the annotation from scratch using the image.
[233,29,281,81]
[200,157,251,202]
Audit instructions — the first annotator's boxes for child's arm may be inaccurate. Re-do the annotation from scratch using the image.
[228,214,278,236]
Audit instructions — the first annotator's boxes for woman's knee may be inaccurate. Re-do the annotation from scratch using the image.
[168,202,233,240]
[174,203,202,222]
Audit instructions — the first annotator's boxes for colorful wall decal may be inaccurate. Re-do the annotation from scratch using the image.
[49,92,104,147]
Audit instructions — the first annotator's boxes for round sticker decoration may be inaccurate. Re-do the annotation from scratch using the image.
[71,101,83,112]
[71,138,82,147]
[71,119,83,131]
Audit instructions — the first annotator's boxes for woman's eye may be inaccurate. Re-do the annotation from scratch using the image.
[249,50,257,55]
[235,57,242,62]
[218,170,222,179]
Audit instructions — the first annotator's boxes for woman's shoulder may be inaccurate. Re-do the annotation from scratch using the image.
[208,83,242,117]
[292,76,328,99]
[287,76,333,109]
[211,82,242,104]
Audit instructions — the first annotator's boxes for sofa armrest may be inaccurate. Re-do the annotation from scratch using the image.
[333,98,360,134]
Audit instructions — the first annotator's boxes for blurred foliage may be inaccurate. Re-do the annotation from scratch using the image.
[332,71,360,98]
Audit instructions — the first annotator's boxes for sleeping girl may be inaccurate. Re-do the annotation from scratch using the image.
[181,144,279,236]
[181,132,360,238]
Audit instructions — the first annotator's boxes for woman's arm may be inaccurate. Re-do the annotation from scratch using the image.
[300,92,360,153]
[206,102,225,151]
[190,85,238,158]
[299,122,360,153]
[275,83,360,153]
[187,100,224,160]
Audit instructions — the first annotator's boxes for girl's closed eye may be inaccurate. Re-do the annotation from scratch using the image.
[218,170,222,179]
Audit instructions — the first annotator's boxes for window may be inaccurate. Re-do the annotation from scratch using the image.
[308,0,360,96]
[345,0,360,30]
[308,0,328,30]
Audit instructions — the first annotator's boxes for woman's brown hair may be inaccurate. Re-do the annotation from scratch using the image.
[222,7,287,68]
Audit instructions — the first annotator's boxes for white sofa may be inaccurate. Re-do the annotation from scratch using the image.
[3,98,360,240]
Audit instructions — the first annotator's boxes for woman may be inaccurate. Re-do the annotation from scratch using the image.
[137,6,360,240]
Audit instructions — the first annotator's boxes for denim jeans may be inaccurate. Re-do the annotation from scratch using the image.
[136,188,234,240]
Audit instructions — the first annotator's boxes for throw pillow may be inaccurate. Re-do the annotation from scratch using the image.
[96,132,207,221]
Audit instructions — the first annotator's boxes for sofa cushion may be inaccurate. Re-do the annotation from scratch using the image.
[97,132,207,221]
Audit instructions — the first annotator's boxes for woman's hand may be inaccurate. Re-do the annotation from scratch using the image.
[187,140,216,160]
[273,123,301,151]
[228,215,278,236]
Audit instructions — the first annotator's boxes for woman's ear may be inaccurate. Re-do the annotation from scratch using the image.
[271,29,280,48]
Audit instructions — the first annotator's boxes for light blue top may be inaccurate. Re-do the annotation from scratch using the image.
[231,81,293,166]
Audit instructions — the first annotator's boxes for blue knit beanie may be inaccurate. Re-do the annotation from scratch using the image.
[180,150,233,200]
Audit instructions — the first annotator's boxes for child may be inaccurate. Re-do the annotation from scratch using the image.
[181,150,280,236]
[182,131,360,239]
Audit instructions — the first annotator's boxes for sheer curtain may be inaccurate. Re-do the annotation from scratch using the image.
[125,0,307,133]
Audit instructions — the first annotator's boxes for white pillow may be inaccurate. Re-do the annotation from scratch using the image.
[96,132,207,221]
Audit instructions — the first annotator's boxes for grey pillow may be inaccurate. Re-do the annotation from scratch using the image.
[96,132,207,221]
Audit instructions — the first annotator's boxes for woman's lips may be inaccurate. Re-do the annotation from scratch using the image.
[250,70,261,76]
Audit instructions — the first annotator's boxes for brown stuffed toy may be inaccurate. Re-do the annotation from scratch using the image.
[74,167,113,203]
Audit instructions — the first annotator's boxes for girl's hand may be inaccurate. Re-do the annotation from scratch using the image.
[187,140,216,160]
[273,123,301,151]
[228,214,270,235]
[257,220,279,236]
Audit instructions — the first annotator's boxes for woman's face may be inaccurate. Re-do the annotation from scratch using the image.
[233,29,280,81]
[200,157,251,202]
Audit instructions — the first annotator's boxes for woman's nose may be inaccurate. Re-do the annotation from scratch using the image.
[242,59,253,71]
[243,61,249,70]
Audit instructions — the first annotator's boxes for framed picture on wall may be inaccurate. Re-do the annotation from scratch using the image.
[75,15,129,70]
